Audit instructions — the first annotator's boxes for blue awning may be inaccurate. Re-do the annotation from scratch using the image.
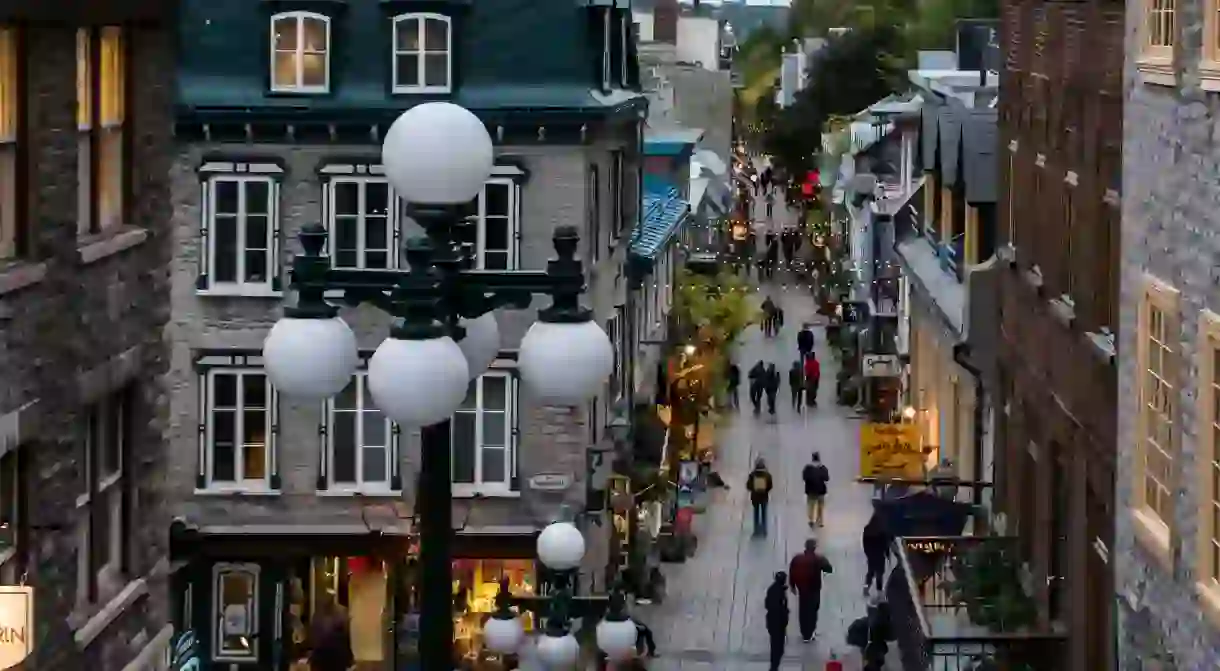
[629,180,689,264]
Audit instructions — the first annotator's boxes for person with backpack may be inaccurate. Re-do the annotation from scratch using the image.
[746,458,774,537]
[763,363,780,416]
[748,360,767,415]
[802,453,830,528]
[803,353,821,408]
[788,538,833,642]
[787,361,805,411]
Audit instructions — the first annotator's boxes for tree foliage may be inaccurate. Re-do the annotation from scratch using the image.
[673,268,759,349]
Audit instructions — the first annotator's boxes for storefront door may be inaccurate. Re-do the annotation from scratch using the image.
[182,560,287,670]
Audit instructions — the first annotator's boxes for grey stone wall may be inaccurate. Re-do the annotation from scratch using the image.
[166,127,639,540]
[0,23,173,670]
[1118,0,1220,664]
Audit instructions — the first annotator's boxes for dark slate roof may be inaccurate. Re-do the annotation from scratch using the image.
[938,110,963,184]
[631,179,690,261]
[962,110,998,204]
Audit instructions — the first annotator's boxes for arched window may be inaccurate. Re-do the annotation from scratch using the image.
[392,13,452,93]
[270,11,330,92]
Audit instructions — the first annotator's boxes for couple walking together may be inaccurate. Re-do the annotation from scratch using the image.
[764,540,834,671]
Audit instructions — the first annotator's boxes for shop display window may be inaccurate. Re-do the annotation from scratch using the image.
[452,558,537,668]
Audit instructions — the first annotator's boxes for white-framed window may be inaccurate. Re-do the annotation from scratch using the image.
[475,178,518,270]
[201,369,277,492]
[212,563,259,663]
[324,373,399,492]
[77,388,129,604]
[609,151,624,241]
[328,177,395,269]
[271,11,330,93]
[587,164,601,263]
[452,370,517,497]
[392,13,452,93]
[601,8,612,90]
[200,175,281,295]
[619,12,629,87]
[76,26,126,236]
[0,26,19,261]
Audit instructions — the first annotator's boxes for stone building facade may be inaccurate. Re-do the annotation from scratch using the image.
[1116,0,1220,664]
[996,0,1123,668]
[0,1,175,669]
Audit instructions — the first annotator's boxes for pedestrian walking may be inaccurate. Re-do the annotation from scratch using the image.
[748,360,767,415]
[862,512,892,594]
[764,363,780,416]
[635,619,658,657]
[308,601,354,671]
[761,296,777,337]
[788,361,804,410]
[788,538,834,642]
[775,306,785,333]
[765,236,780,279]
[747,457,774,537]
[797,324,815,361]
[847,594,894,671]
[765,190,775,221]
[726,362,741,409]
[765,572,790,671]
[803,353,821,408]
[802,453,830,528]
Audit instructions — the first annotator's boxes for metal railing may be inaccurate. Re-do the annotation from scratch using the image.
[888,535,1068,671]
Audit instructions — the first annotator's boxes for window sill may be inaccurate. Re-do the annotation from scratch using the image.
[78,227,149,266]
[1135,57,1175,86]
[1196,580,1220,631]
[72,575,148,649]
[1200,61,1220,91]
[453,488,521,499]
[316,488,403,497]
[197,286,284,299]
[392,85,454,95]
[193,487,281,497]
[1131,506,1173,573]
[0,260,47,298]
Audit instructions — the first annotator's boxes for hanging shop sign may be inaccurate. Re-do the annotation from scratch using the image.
[528,473,572,492]
[0,586,32,671]
[859,423,923,479]
[839,301,869,324]
[861,354,901,377]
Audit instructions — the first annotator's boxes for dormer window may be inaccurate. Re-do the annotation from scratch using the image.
[601,8,612,90]
[270,11,330,93]
[393,13,452,93]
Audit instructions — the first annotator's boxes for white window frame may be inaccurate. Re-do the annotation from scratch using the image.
[609,151,624,241]
[212,563,260,663]
[326,176,399,270]
[270,11,331,93]
[391,13,453,94]
[474,178,520,270]
[324,373,399,493]
[452,370,518,498]
[200,175,281,296]
[619,12,629,87]
[76,391,127,605]
[601,8,612,90]
[201,369,277,493]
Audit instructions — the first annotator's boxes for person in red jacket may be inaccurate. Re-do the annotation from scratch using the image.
[788,538,833,641]
[803,354,821,408]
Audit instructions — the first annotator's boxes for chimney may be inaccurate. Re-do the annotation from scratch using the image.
[654,0,678,44]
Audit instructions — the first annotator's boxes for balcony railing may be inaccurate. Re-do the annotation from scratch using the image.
[887,536,1068,671]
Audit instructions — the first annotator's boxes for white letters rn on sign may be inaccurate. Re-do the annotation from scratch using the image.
[0,586,32,670]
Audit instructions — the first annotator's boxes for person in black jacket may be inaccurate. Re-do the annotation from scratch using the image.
[787,361,804,411]
[748,360,767,415]
[797,324,815,361]
[764,572,789,671]
[763,363,780,416]
[802,452,829,528]
[726,362,741,410]
[862,513,892,594]
[746,458,774,536]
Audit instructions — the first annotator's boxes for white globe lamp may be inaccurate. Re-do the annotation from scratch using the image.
[535,631,580,669]
[482,613,524,655]
[382,102,494,205]
[366,336,469,427]
[536,522,586,571]
[263,316,358,399]
[457,312,500,379]
[518,320,613,405]
[596,617,638,661]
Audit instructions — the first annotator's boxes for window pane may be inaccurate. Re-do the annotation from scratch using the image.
[365,216,388,249]
[334,218,358,269]
[214,216,239,283]
[302,18,328,52]
[214,373,238,407]
[212,410,237,482]
[215,181,239,215]
[334,182,358,215]
[482,251,509,271]
[334,379,357,410]
[424,18,449,51]
[452,413,476,483]
[362,446,387,484]
[244,252,267,284]
[365,182,388,216]
[482,411,506,448]
[423,55,448,87]
[103,396,123,477]
[485,217,509,252]
[92,490,112,568]
[484,183,510,216]
[273,52,297,89]
[245,181,269,215]
[332,413,357,483]
[459,380,477,410]
[301,54,326,87]
[482,446,506,485]
[483,376,507,410]
[242,409,266,474]
[218,571,256,656]
[365,251,388,269]
[396,55,420,87]
[274,19,298,50]
[362,412,387,447]
[396,18,420,51]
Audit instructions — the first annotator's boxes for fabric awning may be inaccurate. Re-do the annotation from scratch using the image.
[630,180,689,263]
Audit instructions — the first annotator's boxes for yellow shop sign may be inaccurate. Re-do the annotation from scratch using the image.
[0,586,32,670]
[859,423,923,479]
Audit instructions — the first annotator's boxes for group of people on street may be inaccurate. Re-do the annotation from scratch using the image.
[761,296,784,336]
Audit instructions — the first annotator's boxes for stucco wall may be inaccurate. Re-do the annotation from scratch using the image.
[1117,0,1220,664]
